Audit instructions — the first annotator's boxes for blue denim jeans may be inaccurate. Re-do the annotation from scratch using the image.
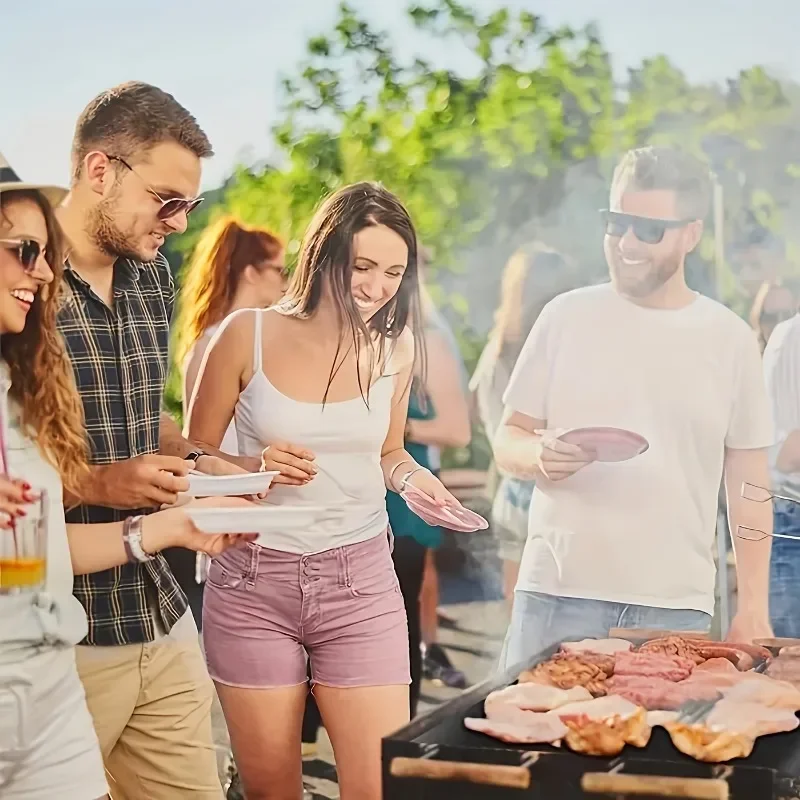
[770,499,800,639]
[500,590,712,670]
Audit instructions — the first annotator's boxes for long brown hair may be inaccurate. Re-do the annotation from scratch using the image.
[279,182,423,404]
[175,215,283,365]
[749,279,797,353]
[488,242,573,369]
[0,191,88,492]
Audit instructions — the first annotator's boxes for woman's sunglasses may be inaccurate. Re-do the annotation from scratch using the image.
[0,238,44,272]
[108,156,204,221]
[600,209,695,245]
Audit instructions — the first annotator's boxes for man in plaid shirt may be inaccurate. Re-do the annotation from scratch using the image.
[56,82,249,800]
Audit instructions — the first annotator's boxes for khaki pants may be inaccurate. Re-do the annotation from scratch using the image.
[75,631,223,800]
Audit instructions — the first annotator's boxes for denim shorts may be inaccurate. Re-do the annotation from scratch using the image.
[770,499,800,639]
[499,590,712,671]
[202,531,410,689]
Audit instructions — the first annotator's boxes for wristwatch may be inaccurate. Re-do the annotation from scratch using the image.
[123,515,154,563]
[185,450,204,467]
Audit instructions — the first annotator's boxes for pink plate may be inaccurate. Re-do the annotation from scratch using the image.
[401,487,489,533]
[558,427,649,463]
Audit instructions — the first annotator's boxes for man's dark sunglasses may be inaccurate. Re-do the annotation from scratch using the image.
[108,156,204,221]
[600,209,695,245]
[0,238,44,272]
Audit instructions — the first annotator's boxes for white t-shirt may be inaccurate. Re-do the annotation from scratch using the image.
[503,283,773,614]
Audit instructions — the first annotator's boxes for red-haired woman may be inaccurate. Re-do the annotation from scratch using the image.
[175,215,286,453]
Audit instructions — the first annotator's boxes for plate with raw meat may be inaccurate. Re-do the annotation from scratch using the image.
[558,427,649,463]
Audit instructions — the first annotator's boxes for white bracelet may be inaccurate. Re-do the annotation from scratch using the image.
[389,459,413,491]
[400,466,428,491]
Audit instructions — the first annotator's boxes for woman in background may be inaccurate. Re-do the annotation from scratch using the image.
[470,243,574,606]
[388,270,471,715]
[749,279,796,353]
[177,216,286,446]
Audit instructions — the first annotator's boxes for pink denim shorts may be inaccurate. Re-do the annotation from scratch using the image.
[202,531,410,689]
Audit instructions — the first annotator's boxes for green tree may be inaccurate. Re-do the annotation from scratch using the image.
[166,1,800,463]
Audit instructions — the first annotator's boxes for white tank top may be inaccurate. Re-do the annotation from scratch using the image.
[234,309,395,554]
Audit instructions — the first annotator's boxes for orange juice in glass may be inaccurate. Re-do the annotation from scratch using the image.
[0,491,47,593]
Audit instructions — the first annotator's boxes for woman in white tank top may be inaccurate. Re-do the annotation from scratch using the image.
[187,183,458,800]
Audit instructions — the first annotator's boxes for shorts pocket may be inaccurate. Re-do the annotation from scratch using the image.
[345,544,400,598]
[205,547,255,590]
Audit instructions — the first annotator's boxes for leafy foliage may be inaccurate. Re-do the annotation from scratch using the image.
[165,1,800,464]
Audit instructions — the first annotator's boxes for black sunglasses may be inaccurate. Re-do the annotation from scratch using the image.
[600,209,695,245]
[0,238,44,272]
[108,156,204,221]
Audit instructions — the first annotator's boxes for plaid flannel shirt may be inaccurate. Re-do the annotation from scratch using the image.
[59,253,188,646]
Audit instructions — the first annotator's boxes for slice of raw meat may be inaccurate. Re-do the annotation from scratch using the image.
[767,656,800,683]
[707,698,800,737]
[693,657,739,674]
[485,684,592,718]
[614,651,695,681]
[561,638,633,656]
[722,677,800,711]
[464,715,568,744]
[607,675,720,710]
[548,694,640,722]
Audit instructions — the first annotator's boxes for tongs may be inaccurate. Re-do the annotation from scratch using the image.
[736,482,800,542]
[675,694,722,725]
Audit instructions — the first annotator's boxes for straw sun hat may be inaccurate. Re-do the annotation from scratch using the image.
[0,152,67,208]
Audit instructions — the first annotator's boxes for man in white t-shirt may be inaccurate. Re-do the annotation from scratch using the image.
[493,146,775,664]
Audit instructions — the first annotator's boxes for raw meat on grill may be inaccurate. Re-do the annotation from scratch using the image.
[692,657,739,675]
[722,675,800,710]
[519,653,611,696]
[548,694,640,723]
[638,635,708,664]
[561,638,632,656]
[484,684,593,721]
[664,699,800,763]
[606,675,721,710]
[464,715,568,744]
[707,698,800,737]
[613,651,696,681]
[767,654,800,684]
[779,645,800,658]
[637,636,770,671]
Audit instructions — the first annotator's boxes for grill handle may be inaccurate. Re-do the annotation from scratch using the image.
[582,773,729,799]
[389,757,530,789]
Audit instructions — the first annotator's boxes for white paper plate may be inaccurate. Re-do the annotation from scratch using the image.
[186,471,280,498]
[185,505,334,534]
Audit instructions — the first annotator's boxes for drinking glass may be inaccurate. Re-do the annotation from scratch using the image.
[0,490,47,594]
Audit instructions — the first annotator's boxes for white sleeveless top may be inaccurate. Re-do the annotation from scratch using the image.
[234,309,396,554]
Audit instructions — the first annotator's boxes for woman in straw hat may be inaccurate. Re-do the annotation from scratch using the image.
[0,155,254,800]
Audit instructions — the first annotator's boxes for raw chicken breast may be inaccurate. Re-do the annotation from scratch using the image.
[485,684,592,719]
[707,699,800,737]
[464,715,568,744]
[723,678,800,711]
[549,694,640,722]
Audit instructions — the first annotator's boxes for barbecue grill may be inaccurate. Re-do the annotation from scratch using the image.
[382,643,800,799]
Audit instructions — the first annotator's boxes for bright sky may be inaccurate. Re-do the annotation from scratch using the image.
[2,0,798,190]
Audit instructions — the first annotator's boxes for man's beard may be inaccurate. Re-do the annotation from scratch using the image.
[611,252,681,299]
[86,197,144,262]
